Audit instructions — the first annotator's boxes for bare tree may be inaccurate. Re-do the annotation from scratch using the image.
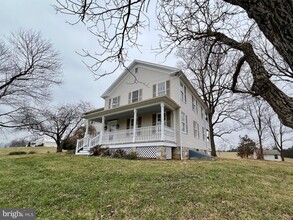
[17,102,92,153]
[55,0,293,129]
[0,29,62,129]
[265,109,293,161]
[177,41,243,157]
[245,97,269,160]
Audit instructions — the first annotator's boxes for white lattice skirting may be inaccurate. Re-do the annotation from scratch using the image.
[110,146,172,159]
[136,146,157,159]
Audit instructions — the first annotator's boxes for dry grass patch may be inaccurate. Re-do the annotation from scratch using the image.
[0,147,58,155]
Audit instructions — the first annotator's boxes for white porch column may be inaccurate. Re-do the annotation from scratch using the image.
[99,116,105,145]
[173,110,176,130]
[173,110,176,142]
[85,119,89,136]
[132,109,137,143]
[161,103,165,141]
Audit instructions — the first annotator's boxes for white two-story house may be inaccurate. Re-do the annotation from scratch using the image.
[76,60,211,159]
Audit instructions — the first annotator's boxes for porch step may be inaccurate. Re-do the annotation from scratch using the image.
[76,149,91,156]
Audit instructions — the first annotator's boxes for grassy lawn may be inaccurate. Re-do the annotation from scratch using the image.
[0,148,292,219]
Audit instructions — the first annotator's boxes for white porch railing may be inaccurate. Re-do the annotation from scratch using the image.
[75,135,90,154]
[76,125,176,153]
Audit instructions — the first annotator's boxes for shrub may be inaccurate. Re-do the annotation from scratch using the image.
[8,151,27,155]
[62,137,76,151]
[28,151,36,154]
[89,145,109,156]
[100,149,111,157]
[124,151,137,160]
[112,149,126,158]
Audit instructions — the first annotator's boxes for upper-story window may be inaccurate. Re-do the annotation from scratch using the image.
[181,111,188,133]
[108,96,120,109]
[134,67,138,74]
[192,96,198,113]
[193,121,199,138]
[202,127,206,141]
[129,89,142,103]
[201,106,205,119]
[112,96,120,108]
[157,82,166,96]
[153,80,170,97]
[180,82,187,103]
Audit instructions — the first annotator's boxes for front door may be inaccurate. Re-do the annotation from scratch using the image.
[107,120,117,141]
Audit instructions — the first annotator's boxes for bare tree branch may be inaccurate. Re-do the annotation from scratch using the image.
[0,29,62,130]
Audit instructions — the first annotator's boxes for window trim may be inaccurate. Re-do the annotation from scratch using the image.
[111,96,120,108]
[202,127,206,141]
[108,96,120,109]
[180,82,187,103]
[157,81,166,97]
[153,80,170,98]
[181,111,188,133]
[192,96,198,112]
[129,89,142,103]
[193,120,199,139]
[201,106,204,119]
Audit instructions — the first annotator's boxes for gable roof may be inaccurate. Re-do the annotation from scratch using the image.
[101,60,180,98]
[263,150,280,155]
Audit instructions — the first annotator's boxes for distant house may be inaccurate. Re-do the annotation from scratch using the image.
[254,150,282,161]
[30,137,57,147]
[76,60,211,159]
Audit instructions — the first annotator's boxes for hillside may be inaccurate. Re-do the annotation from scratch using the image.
[0,148,292,219]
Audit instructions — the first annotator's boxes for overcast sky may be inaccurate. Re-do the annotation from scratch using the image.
[0,0,177,144]
[1,0,177,105]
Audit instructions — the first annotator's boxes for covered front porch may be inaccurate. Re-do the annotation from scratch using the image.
[76,96,179,155]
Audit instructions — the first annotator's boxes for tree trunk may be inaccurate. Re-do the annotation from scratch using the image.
[257,134,264,160]
[208,113,217,157]
[56,137,62,153]
[280,148,285,161]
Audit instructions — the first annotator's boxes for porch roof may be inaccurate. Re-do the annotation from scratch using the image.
[83,96,180,121]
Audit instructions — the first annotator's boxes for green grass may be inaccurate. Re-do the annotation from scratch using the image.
[0,148,293,219]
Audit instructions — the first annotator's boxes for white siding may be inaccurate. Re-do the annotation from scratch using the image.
[264,155,282,161]
[178,80,210,152]
[104,65,178,109]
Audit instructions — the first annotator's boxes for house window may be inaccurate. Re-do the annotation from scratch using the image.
[202,127,206,141]
[129,89,142,103]
[274,155,278,159]
[135,67,138,74]
[181,112,188,133]
[193,121,199,138]
[108,96,120,109]
[192,96,198,112]
[112,96,120,108]
[201,106,204,119]
[132,90,139,103]
[180,82,187,103]
[153,80,170,97]
[156,113,167,126]
[157,82,166,96]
